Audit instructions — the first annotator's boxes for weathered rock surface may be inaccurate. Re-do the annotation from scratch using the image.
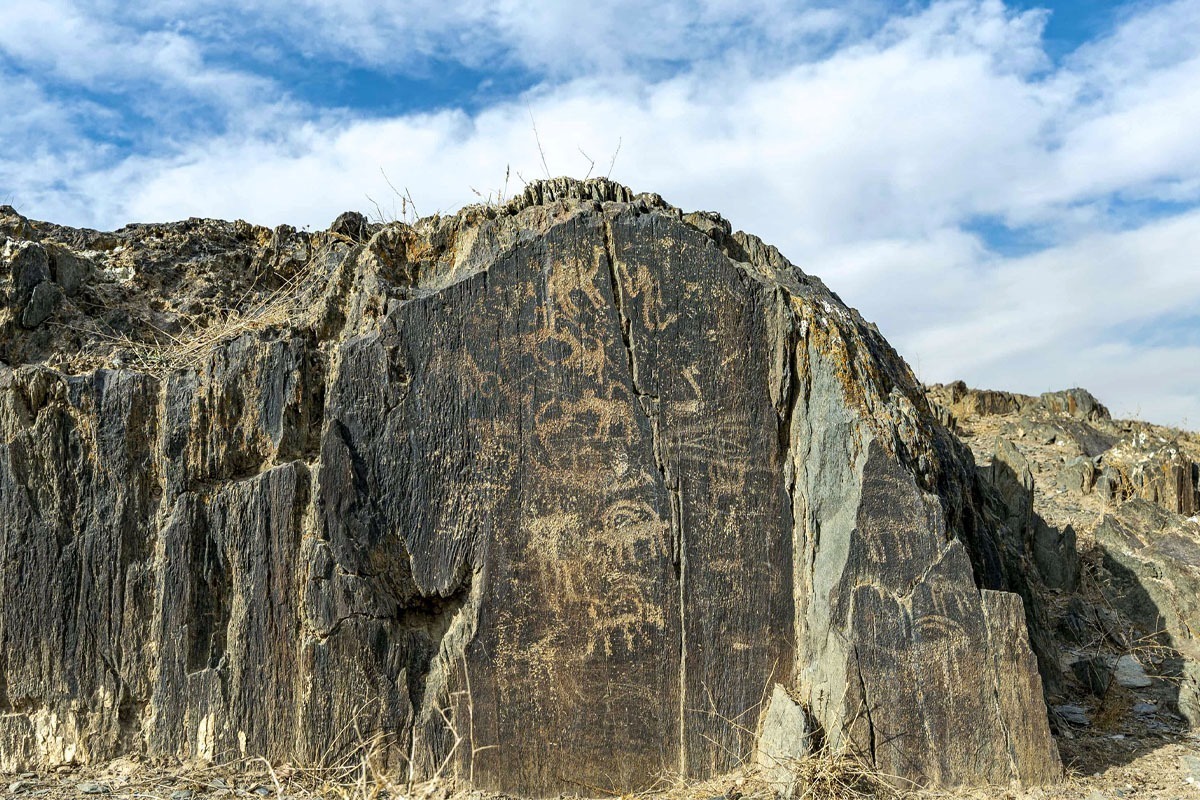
[986,436,1080,592]
[756,684,810,795]
[930,380,1200,757]
[1094,502,1200,724]
[0,182,1059,794]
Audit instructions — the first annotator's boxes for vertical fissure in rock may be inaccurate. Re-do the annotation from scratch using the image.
[793,356,821,601]
[775,318,801,544]
[601,219,640,397]
[778,358,798,470]
[852,645,877,767]
[601,216,687,776]
[186,521,230,674]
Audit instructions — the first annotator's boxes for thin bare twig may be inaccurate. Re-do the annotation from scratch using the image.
[529,108,551,178]
[380,168,418,223]
[578,147,595,179]
[364,193,387,225]
[606,136,622,179]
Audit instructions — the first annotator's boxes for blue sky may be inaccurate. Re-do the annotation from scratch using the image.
[2,0,1199,427]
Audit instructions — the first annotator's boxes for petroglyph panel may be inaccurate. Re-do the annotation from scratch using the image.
[0,180,1060,795]
[333,215,682,793]
[607,212,796,777]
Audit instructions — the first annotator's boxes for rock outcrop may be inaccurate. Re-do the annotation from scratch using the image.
[928,382,1198,519]
[1094,502,1200,725]
[930,380,1200,763]
[0,182,1059,794]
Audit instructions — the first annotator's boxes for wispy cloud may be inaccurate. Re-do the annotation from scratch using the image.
[99,0,885,75]
[1,0,1198,426]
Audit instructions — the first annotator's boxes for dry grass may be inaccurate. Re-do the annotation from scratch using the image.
[249,733,434,800]
[36,722,463,800]
[1072,549,1184,690]
[64,241,338,378]
[621,743,903,800]
[670,682,901,800]
[783,747,903,800]
[367,169,421,226]
[470,165,514,208]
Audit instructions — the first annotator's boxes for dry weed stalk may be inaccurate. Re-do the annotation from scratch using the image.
[201,726,422,799]
[82,728,404,800]
[471,165,513,207]
[367,168,421,225]
[1074,556,1183,689]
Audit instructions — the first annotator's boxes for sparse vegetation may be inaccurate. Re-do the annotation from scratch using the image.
[60,241,336,377]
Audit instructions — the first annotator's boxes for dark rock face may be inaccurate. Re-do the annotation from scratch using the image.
[0,180,1059,793]
[1095,501,1200,725]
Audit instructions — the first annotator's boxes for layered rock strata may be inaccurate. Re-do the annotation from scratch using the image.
[0,181,1059,794]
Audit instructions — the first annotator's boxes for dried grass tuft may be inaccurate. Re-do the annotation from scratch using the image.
[67,241,338,378]
[60,724,461,800]
[781,746,902,800]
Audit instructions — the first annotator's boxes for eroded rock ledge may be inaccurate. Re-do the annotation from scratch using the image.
[0,180,1058,794]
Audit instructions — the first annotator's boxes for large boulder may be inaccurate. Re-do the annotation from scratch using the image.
[1038,389,1110,423]
[0,179,1059,793]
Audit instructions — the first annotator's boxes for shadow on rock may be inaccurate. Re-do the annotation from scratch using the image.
[979,443,1078,694]
[980,446,1195,776]
[1050,506,1198,774]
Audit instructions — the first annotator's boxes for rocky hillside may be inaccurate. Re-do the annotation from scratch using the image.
[928,382,1200,782]
[1,180,1063,796]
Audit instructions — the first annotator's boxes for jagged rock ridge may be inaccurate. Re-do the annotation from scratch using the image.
[929,382,1200,766]
[1,180,1058,794]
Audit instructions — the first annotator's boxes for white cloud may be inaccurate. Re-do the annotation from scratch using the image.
[2,0,1200,426]
[0,0,261,97]
[841,210,1200,426]
[92,0,882,75]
